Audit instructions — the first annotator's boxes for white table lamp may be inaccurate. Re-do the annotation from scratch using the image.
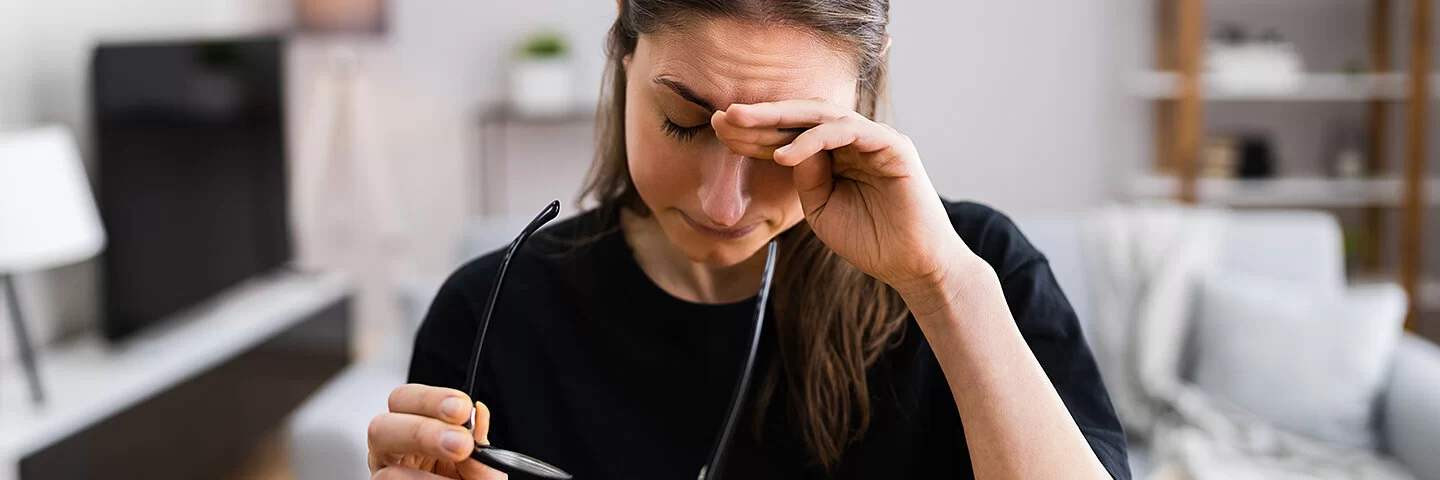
[0,126,107,405]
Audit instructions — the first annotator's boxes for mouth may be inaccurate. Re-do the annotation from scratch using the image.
[678,211,759,240]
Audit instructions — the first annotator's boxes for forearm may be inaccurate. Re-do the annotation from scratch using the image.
[900,252,1110,480]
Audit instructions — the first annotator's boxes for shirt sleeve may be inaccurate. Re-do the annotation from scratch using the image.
[950,202,1131,480]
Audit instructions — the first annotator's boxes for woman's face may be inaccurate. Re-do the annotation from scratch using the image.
[623,19,859,267]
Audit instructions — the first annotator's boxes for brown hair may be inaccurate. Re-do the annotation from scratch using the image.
[579,0,907,470]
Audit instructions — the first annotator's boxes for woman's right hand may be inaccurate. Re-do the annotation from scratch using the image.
[368,384,507,479]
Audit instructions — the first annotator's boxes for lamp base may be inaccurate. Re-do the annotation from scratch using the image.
[2,272,46,405]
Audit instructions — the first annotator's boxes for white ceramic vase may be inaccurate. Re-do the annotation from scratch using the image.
[508,57,574,118]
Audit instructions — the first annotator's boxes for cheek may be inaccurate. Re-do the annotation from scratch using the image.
[625,106,700,210]
[749,162,804,226]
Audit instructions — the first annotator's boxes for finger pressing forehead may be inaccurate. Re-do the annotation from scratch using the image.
[722,99,854,128]
[389,383,472,424]
[713,111,803,148]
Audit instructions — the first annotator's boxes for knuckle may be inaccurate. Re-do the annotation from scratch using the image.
[409,416,428,446]
[740,128,765,144]
[388,384,417,411]
[714,126,739,144]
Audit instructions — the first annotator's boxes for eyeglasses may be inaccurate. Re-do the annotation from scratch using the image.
[460,200,779,480]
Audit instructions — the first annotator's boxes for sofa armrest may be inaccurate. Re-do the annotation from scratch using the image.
[1382,333,1440,480]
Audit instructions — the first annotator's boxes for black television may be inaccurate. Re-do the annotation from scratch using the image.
[92,35,291,340]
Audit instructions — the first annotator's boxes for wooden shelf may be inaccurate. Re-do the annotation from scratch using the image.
[1129,174,1440,207]
[1130,71,1430,101]
[1424,279,1440,312]
[1208,0,1372,5]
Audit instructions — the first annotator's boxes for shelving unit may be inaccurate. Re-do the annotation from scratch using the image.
[474,104,594,217]
[1141,0,1432,327]
[1130,175,1440,207]
[1130,71,1417,101]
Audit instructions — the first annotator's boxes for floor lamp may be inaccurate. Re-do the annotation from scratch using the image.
[0,126,107,406]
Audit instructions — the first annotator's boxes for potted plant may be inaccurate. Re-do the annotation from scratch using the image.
[508,30,574,118]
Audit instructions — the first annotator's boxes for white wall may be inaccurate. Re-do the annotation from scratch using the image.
[0,0,32,130]
[889,1,1115,215]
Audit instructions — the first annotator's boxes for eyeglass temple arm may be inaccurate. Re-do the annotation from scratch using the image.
[699,240,779,480]
[462,200,561,429]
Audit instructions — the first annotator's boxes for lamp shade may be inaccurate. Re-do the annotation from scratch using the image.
[0,126,106,272]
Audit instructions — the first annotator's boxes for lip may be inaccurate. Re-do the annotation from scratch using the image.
[679,211,759,239]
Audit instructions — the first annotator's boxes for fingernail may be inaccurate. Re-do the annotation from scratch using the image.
[775,144,792,154]
[441,397,463,418]
[441,430,469,455]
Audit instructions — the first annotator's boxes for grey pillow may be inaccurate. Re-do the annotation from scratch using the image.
[1191,273,1407,449]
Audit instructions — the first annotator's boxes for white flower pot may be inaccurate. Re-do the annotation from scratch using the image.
[508,58,574,118]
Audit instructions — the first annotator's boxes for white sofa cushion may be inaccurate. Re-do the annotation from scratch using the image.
[1215,212,1346,295]
[1192,273,1407,448]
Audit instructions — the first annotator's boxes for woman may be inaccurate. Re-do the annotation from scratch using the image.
[368,0,1128,478]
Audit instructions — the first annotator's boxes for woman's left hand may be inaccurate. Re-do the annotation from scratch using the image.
[712,99,976,300]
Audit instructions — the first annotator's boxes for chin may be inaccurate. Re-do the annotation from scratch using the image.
[679,240,765,267]
[660,217,770,267]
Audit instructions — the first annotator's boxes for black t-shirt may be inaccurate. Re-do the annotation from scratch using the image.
[408,200,1130,480]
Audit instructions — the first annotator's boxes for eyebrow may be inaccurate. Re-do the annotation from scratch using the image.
[652,77,716,113]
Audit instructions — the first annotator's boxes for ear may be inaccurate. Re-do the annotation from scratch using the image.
[622,53,632,71]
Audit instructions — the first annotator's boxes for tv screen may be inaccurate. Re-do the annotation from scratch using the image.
[92,36,291,340]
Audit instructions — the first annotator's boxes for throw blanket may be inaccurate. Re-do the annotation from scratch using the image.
[1083,204,1411,480]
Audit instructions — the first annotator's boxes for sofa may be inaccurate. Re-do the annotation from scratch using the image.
[1015,210,1440,479]
[286,209,1440,479]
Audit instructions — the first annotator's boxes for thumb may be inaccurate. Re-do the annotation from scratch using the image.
[458,401,508,479]
[473,401,491,445]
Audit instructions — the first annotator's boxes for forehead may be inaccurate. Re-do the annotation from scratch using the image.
[641,18,858,107]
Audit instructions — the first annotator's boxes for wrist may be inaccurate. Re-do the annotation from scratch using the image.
[895,243,998,320]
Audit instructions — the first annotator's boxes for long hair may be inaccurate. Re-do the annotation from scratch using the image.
[578,0,906,470]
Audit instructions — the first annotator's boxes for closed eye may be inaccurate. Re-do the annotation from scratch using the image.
[661,117,707,142]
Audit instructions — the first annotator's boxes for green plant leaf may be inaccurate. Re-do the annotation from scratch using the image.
[518,31,568,58]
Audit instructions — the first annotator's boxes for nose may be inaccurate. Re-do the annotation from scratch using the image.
[697,151,752,228]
